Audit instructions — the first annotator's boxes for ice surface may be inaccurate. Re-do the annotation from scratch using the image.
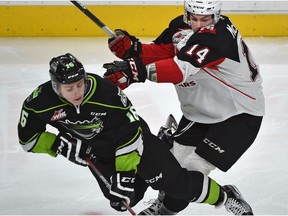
[1,37,288,215]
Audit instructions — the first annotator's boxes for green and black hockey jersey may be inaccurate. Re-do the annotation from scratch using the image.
[18,73,143,172]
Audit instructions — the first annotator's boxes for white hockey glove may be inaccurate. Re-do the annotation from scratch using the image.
[109,171,135,212]
[51,133,93,166]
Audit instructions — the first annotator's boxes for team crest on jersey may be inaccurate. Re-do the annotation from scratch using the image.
[172,29,194,52]
[172,29,193,45]
[51,109,67,121]
[60,116,104,139]
[198,24,216,34]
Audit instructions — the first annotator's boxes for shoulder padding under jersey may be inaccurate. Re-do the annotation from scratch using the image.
[153,15,191,45]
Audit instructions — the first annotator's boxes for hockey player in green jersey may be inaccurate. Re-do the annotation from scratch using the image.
[18,53,253,215]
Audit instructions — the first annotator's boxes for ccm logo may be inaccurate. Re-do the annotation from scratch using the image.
[121,177,135,183]
[145,173,163,184]
[128,59,139,81]
[203,138,225,154]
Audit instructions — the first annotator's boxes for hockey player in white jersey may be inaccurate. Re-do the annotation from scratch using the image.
[103,0,265,215]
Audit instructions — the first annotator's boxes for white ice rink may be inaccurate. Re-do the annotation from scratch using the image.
[1,37,288,215]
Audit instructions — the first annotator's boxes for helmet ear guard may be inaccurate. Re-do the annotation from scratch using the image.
[49,53,87,96]
[184,0,222,26]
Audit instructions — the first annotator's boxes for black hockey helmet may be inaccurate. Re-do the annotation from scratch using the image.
[49,53,87,96]
[49,53,86,84]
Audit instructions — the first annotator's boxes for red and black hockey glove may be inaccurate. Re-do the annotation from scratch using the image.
[108,29,142,59]
[103,57,147,90]
[109,171,135,212]
[51,133,94,167]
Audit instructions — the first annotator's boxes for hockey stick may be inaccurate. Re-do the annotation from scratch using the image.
[86,159,136,215]
[70,0,116,37]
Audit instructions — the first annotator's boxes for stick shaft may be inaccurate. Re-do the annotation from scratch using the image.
[70,0,116,37]
[86,159,136,215]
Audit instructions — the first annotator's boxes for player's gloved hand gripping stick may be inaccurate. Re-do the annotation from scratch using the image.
[86,159,136,215]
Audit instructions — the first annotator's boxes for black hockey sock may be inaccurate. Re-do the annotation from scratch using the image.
[163,195,190,212]
[214,187,226,206]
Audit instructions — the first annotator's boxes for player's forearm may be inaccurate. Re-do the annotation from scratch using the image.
[19,131,57,157]
[146,58,183,84]
[141,43,175,65]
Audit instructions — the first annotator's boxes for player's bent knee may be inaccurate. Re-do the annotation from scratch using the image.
[173,142,215,175]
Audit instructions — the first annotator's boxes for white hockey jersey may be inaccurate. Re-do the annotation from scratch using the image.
[173,16,264,123]
[143,15,265,124]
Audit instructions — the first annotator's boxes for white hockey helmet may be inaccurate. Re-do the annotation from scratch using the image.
[184,0,222,25]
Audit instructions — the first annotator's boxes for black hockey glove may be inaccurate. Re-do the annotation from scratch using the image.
[108,29,142,59]
[109,171,135,212]
[51,133,94,166]
[103,57,147,90]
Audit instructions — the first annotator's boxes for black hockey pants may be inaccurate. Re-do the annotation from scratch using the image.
[89,118,214,210]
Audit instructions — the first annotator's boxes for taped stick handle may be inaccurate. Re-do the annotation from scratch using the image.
[86,159,136,215]
[70,0,116,37]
